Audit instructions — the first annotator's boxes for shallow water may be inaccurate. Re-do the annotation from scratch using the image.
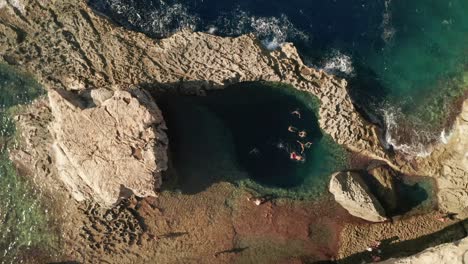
[90,0,468,154]
[159,82,347,198]
[0,64,57,263]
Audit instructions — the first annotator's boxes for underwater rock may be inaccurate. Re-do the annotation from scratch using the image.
[376,237,468,264]
[329,171,387,222]
[49,88,168,206]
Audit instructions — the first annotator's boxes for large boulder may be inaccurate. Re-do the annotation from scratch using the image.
[329,171,387,222]
[376,237,468,264]
[49,88,168,206]
[367,165,398,213]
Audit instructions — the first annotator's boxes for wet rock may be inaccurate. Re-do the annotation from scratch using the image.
[329,171,387,222]
[49,88,168,206]
[376,237,468,264]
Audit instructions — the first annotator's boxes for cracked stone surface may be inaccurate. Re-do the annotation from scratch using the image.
[49,88,168,206]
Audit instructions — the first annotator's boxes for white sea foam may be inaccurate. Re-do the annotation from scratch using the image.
[215,8,309,49]
[382,106,438,158]
[439,128,453,144]
[207,26,217,34]
[108,0,199,37]
[322,50,355,76]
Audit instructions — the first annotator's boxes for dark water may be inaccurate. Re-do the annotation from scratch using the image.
[159,82,347,198]
[90,0,468,155]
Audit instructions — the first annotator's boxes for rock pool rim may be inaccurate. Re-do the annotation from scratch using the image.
[154,81,348,198]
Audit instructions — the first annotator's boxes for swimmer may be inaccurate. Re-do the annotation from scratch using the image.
[298,131,307,138]
[290,151,305,162]
[296,140,305,154]
[291,109,301,118]
[288,126,298,132]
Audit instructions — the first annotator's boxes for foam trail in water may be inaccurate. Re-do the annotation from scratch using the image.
[321,50,355,77]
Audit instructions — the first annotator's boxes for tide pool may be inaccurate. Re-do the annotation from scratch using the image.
[158,82,347,198]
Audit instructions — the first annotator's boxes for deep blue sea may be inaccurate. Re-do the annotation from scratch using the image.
[90,0,468,155]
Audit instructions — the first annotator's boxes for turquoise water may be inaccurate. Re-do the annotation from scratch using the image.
[363,1,468,132]
[159,82,347,198]
[0,64,57,262]
[91,0,468,152]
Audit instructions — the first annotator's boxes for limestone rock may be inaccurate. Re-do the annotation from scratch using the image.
[49,88,168,206]
[0,0,388,165]
[376,237,468,264]
[329,171,387,222]
[367,165,398,213]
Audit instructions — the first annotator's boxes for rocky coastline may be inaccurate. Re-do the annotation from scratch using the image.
[0,0,467,263]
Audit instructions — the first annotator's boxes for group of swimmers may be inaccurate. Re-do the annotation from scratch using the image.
[288,109,312,162]
[247,109,313,162]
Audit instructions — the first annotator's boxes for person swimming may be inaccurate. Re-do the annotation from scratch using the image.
[290,151,305,162]
[298,130,307,138]
[288,126,298,133]
[296,140,313,154]
[291,109,301,119]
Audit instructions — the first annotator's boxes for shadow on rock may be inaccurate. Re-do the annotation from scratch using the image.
[310,218,468,264]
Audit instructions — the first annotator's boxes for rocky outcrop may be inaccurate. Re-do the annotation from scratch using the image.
[376,237,468,264]
[367,165,398,213]
[0,0,387,164]
[329,171,387,222]
[432,100,468,218]
[397,100,468,218]
[1,0,467,217]
[49,88,168,206]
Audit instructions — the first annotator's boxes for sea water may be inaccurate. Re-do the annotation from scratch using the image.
[158,82,347,198]
[0,64,57,262]
[90,0,468,155]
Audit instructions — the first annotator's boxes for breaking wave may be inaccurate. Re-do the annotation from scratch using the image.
[213,9,309,50]
[321,50,355,77]
[90,0,199,38]
[380,105,447,158]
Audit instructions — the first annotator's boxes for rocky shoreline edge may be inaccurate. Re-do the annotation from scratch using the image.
[1,0,467,263]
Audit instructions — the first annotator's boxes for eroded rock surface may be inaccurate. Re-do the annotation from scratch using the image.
[376,237,468,264]
[329,171,387,222]
[397,100,468,218]
[49,88,168,206]
[0,0,386,164]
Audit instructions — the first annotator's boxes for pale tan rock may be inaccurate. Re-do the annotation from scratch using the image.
[0,0,387,165]
[48,88,168,206]
[376,237,468,264]
[406,100,468,218]
[1,0,467,216]
[329,171,387,222]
